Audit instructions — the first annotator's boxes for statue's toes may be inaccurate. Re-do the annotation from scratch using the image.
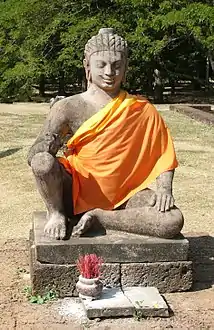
[46,226,55,239]
[44,223,51,236]
[72,223,84,237]
[44,221,66,240]
[72,213,94,237]
[58,226,66,240]
[49,224,66,240]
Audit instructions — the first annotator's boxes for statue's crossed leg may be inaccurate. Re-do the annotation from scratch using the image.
[31,151,183,240]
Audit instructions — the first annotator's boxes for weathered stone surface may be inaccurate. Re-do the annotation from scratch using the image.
[30,245,78,297]
[170,105,214,125]
[82,288,134,319]
[121,261,193,293]
[100,264,121,288]
[33,212,189,264]
[30,246,120,297]
[82,287,169,319]
[185,104,212,111]
[123,287,169,317]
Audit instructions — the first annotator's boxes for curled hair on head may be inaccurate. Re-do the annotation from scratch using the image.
[84,28,128,60]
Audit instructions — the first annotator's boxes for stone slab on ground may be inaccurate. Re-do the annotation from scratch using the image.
[170,105,214,125]
[123,287,169,317]
[33,212,189,264]
[82,287,169,319]
[82,288,134,319]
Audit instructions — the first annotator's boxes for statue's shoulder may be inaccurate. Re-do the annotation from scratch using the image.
[129,93,160,118]
[50,93,85,111]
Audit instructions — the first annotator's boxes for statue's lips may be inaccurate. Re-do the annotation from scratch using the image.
[102,78,115,84]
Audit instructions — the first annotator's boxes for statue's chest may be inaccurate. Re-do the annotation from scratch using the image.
[68,104,101,135]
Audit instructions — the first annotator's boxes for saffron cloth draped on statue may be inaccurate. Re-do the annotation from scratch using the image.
[59,90,178,214]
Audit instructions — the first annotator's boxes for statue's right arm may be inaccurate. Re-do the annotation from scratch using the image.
[27,100,71,166]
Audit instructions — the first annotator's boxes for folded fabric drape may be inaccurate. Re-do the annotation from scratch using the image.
[59,90,178,214]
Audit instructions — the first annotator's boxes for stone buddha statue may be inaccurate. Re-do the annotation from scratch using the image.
[28,28,184,240]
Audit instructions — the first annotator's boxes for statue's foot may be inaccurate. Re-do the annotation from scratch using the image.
[72,211,95,237]
[44,212,67,239]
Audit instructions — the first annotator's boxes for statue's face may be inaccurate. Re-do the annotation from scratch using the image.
[89,51,126,92]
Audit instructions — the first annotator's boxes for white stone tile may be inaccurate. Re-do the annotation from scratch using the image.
[123,287,169,317]
[82,287,134,319]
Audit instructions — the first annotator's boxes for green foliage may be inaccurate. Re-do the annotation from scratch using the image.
[23,286,58,304]
[0,0,214,101]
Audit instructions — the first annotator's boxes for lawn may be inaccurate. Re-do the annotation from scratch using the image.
[0,109,213,239]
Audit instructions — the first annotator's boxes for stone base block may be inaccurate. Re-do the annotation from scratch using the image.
[29,212,193,297]
[30,245,192,296]
[33,212,189,264]
[30,246,120,297]
[121,261,192,293]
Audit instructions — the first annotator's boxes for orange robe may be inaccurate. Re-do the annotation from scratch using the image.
[59,90,178,214]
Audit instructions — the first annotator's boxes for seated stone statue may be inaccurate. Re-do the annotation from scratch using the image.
[28,28,184,240]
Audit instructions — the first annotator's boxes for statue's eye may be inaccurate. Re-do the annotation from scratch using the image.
[114,62,121,69]
[96,62,105,68]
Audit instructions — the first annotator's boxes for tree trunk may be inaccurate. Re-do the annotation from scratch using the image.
[146,70,154,95]
[205,56,210,91]
[153,69,164,103]
[208,51,214,72]
[192,80,201,90]
[39,74,45,97]
[58,70,66,95]
[170,79,175,95]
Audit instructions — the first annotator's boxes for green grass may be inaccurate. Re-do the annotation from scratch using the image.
[23,286,58,304]
[161,110,214,233]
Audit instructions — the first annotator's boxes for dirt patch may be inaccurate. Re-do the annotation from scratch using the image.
[0,239,214,329]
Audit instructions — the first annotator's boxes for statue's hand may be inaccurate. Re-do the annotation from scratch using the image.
[149,191,175,212]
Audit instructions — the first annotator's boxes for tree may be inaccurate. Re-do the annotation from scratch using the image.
[0,0,213,102]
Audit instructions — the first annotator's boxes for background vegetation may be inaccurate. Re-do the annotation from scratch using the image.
[0,0,214,102]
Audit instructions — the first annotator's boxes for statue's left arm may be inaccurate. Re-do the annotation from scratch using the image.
[144,103,177,212]
[149,170,175,212]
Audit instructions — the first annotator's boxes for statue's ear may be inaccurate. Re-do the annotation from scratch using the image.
[83,58,87,70]
[83,58,91,82]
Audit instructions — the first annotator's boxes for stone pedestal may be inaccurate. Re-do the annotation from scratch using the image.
[30,212,193,297]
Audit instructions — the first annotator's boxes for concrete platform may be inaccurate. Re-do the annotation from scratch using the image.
[82,287,169,319]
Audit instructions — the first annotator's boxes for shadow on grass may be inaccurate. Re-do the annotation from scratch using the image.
[187,235,214,291]
[0,147,21,159]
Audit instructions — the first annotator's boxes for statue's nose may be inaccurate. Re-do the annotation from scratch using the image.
[104,64,114,76]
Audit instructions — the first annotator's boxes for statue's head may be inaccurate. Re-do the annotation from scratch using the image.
[84,28,128,92]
